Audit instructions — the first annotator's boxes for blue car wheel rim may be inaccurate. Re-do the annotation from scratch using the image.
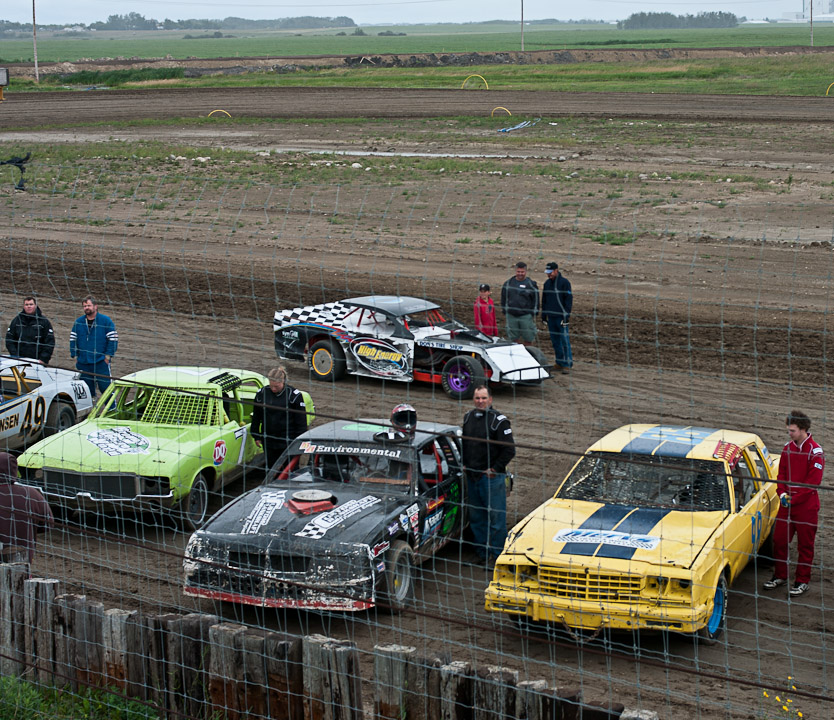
[707,585,724,635]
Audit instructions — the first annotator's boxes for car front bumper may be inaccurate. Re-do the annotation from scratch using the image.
[484,584,710,634]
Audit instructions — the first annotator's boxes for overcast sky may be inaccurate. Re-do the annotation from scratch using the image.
[3,0,808,26]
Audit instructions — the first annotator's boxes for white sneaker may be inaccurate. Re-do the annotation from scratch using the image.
[763,577,787,590]
[790,582,809,596]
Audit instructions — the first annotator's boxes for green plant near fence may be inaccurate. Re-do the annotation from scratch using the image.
[0,677,158,720]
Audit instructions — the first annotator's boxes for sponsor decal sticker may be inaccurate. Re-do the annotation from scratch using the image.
[0,413,20,432]
[241,491,287,534]
[213,440,227,465]
[295,496,382,540]
[399,514,410,533]
[422,510,444,539]
[406,503,420,535]
[426,497,444,512]
[553,528,661,550]
[376,561,386,572]
[87,426,150,456]
[387,522,400,536]
[815,462,823,469]
[299,441,402,459]
[350,338,408,377]
[372,541,390,557]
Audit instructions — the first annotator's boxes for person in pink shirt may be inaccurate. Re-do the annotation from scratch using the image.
[474,284,498,337]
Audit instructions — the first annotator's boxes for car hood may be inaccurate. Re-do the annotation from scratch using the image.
[17,419,211,474]
[193,482,409,552]
[505,499,726,570]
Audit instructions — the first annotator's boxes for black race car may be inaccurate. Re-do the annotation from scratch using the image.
[183,407,464,611]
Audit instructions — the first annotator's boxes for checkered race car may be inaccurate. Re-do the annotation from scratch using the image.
[273,296,550,399]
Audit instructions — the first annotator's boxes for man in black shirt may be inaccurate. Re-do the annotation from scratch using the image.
[462,385,515,565]
[252,367,308,470]
[5,296,55,365]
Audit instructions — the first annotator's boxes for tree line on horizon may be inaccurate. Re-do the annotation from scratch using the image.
[0,14,356,34]
[618,11,739,29]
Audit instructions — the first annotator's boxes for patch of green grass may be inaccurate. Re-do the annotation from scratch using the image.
[455,237,472,244]
[590,232,636,246]
[0,676,158,720]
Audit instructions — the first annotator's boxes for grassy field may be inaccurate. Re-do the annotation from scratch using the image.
[1,22,832,63]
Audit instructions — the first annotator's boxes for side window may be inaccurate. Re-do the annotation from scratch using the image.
[746,447,768,482]
[732,454,756,511]
[0,371,22,399]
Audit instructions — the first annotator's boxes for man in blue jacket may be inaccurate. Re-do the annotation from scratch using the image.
[541,262,573,373]
[69,296,118,398]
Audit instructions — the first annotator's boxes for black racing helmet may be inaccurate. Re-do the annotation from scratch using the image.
[391,403,417,435]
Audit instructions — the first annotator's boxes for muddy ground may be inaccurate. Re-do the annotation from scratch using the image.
[1,87,833,717]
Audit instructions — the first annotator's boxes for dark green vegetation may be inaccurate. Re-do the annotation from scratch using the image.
[0,676,158,720]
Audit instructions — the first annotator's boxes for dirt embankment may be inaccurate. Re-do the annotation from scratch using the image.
[7,44,834,80]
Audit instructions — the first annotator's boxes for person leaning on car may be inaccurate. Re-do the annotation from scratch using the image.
[462,385,515,566]
[763,410,823,597]
[69,295,118,398]
[500,261,539,345]
[5,296,55,365]
[252,366,308,470]
[0,452,54,563]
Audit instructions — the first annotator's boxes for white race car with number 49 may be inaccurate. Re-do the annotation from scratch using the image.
[0,356,93,451]
[274,296,551,400]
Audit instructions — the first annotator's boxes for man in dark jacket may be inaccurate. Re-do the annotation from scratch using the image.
[541,262,573,373]
[500,261,539,345]
[252,367,308,470]
[462,385,515,565]
[5,296,55,364]
[0,452,54,562]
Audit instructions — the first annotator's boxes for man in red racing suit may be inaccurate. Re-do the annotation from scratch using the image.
[763,410,823,597]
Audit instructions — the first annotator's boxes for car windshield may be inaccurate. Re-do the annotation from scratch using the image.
[557,452,730,511]
[270,442,416,493]
[97,384,221,425]
[403,307,460,330]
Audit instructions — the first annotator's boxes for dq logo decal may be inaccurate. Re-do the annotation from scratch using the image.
[349,338,408,377]
[87,427,150,456]
[213,440,227,465]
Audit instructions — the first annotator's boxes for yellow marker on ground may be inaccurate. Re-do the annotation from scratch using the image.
[208,109,232,117]
[461,74,488,90]
[491,107,511,117]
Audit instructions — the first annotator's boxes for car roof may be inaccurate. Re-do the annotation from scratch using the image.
[589,423,762,461]
[298,418,459,447]
[0,356,28,372]
[119,366,263,389]
[343,296,440,316]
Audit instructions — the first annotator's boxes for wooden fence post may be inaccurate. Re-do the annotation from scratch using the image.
[208,623,246,720]
[474,666,518,720]
[0,562,29,676]
[144,613,182,713]
[374,643,417,720]
[24,577,61,685]
[516,680,548,720]
[302,634,363,720]
[264,631,304,720]
[54,593,87,692]
[440,660,473,720]
[74,599,104,689]
[170,613,218,720]
[103,608,135,690]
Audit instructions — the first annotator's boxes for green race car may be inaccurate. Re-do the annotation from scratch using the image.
[17,366,268,530]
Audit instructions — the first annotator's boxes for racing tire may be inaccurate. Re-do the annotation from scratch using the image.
[381,540,415,613]
[441,355,486,400]
[308,340,347,382]
[697,574,728,645]
[45,402,76,437]
[177,474,210,532]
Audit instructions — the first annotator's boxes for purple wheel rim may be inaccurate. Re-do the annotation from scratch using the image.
[447,363,472,393]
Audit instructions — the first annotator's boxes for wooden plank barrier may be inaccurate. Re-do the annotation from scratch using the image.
[0,562,29,676]
[474,665,518,720]
[23,577,62,685]
[302,634,363,720]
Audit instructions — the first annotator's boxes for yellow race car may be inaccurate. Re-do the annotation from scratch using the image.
[485,424,780,643]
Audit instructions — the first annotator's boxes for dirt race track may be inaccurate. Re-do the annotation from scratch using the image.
[3,85,834,718]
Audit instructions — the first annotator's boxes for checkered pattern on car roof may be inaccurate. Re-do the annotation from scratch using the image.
[273,301,353,330]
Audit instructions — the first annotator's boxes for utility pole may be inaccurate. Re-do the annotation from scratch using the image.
[32,0,39,83]
[521,0,524,51]
[810,0,814,46]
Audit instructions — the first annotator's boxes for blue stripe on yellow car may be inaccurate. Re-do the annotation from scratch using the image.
[560,505,635,556]
[594,507,671,559]
[621,426,715,457]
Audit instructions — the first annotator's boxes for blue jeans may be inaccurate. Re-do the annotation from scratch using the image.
[77,360,112,398]
[547,318,573,368]
[467,472,507,560]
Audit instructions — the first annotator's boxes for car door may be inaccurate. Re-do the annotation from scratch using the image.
[723,451,762,580]
[745,443,780,549]
[416,435,464,556]
[0,366,45,449]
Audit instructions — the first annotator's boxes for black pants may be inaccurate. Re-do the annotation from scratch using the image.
[263,441,289,473]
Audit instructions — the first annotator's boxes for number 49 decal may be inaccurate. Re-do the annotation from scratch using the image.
[20,396,46,436]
